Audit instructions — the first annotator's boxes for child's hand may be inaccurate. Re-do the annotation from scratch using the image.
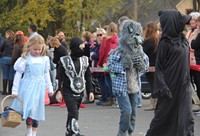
[103,63,108,67]
[11,94,18,98]
[89,92,94,102]
[49,92,54,97]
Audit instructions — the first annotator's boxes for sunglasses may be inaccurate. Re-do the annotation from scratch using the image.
[97,34,102,37]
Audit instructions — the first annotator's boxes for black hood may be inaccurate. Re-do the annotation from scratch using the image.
[70,37,84,59]
[158,9,191,39]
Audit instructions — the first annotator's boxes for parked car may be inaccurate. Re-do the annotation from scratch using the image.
[141,74,151,99]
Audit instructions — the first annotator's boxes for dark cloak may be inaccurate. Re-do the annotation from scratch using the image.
[145,9,194,136]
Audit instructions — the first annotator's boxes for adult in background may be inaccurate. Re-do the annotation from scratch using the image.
[10,33,25,65]
[191,15,200,99]
[57,31,68,49]
[28,24,38,39]
[16,30,28,44]
[97,22,118,106]
[90,28,108,105]
[185,12,200,64]
[142,22,159,111]
[49,37,68,75]
[0,33,4,57]
[145,9,194,136]
[81,31,93,103]
[186,12,200,103]
[46,36,57,91]
[0,30,15,95]
[82,31,92,66]
[0,33,4,45]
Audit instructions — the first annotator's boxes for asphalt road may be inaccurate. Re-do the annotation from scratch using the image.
[0,94,200,136]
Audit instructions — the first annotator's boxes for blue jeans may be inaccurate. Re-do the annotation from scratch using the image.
[1,57,15,80]
[97,76,108,101]
[104,74,113,99]
[116,93,138,134]
[138,89,142,105]
[138,76,142,105]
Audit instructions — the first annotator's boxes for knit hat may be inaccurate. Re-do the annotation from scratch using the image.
[70,37,84,58]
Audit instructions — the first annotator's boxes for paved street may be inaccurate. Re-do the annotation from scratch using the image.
[0,94,200,136]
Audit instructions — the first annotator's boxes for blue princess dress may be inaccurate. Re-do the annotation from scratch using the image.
[11,54,53,121]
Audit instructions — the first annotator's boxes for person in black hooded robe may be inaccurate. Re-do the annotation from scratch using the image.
[145,9,194,136]
[57,37,94,136]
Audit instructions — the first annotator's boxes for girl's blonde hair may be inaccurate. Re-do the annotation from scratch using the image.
[21,35,46,58]
[49,37,61,48]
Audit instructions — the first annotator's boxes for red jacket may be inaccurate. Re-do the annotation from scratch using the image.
[97,34,118,67]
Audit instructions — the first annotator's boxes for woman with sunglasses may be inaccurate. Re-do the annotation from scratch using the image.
[90,28,109,105]
[97,22,119,106]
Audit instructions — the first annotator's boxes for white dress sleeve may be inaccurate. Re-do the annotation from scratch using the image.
[14,57,27,73]
[12,57,27,95]
[44,56,54,94]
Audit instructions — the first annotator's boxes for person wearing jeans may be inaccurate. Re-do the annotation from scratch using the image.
[102,74,114,105]
[96,76,108,103]
[1,56,15,94]
[97,22,118,106]
[116,93,138,134]
[108,19,149,136]
[0,30,15,95]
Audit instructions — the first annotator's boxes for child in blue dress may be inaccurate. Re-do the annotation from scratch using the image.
[11,35,54,136]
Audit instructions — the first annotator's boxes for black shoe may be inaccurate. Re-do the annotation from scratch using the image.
[82,100,94,104]
[65,132,84,136]
[89,100,94,104]
[2,92,8,95]
[77,134,85,136]
[65,134,85,136]
[96,100,104,105]
[65,132,70,136]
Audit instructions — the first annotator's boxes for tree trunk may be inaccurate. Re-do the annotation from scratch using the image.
[133,0,138,21]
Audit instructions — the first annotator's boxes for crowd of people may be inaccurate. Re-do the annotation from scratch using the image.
[0,8,199,136]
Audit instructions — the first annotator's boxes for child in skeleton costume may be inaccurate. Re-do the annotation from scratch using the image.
[108,20,149,136]
[57,37,94,136]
